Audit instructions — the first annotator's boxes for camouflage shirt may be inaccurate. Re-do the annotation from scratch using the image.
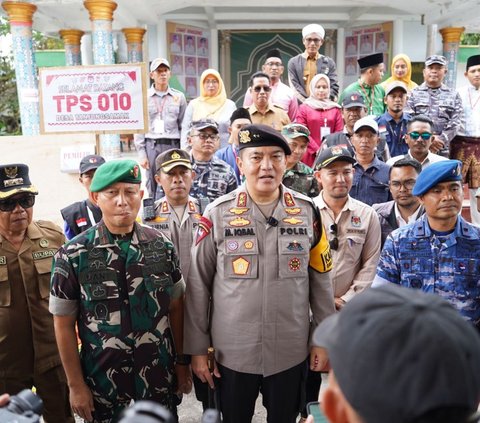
[49,220,185,407]
[190,155,238,211]
[373,215,480,327]
[282,162,319,198]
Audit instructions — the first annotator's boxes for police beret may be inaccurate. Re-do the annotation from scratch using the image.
[412,160,462,196]
[0,163,38,199]
[90,160,141,192]
[358,53,383,70]
[238,124,291,155]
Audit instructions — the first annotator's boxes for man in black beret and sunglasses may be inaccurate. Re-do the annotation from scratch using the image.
[0,164,74,422]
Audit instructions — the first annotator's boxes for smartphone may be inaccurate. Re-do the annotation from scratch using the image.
[143,198,156,221]
[306,401,328,423]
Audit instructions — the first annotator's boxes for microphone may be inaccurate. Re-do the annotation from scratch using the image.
[266,216,278,227]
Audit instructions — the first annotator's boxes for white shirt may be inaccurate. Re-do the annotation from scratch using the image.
[458,84,480,136]
[387,150,448,169]
[394,203,422,227]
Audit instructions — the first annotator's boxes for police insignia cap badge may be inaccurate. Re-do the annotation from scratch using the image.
[0,164,38,199]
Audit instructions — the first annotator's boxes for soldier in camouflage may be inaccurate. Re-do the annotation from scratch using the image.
[187,119,237,212]
[50,160,188,423]
[373,160,480,329]
[281,123,319,197]
[406,55,463,157]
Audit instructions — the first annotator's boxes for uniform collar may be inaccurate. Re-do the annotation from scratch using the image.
[412,214,477,239]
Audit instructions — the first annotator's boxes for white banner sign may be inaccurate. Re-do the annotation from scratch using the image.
[39,64,148,134]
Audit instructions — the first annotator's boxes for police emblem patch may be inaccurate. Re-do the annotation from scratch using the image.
[39,239,49,248]
[232,257,250,275]
[288,258,301,271]
[286,241,304,252]
[244,240,254,249]
[351,216,361,227]
[227,240,239,251]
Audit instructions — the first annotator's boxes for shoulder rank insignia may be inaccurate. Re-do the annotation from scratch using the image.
[237,192,248,207]
[188,201,197,212]
[285,207,301,215]
[161,201,169,213]
[229,207,249,215]
[284,192,295,207]
[229,217,251,227]
[283,217,303,225]
[195,216,213,245]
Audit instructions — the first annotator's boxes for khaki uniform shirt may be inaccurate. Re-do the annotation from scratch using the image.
[314,193,381,302]
[144,196,202,281]
[0,221,65,377]
[184,186,334,376]
[248,103,291,131]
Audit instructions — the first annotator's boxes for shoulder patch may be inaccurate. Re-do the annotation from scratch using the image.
[195,216,213,245]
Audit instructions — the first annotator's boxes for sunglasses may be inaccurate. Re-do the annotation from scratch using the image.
[329,224,338,251]
[408,131,432,141]
[0,195,35,212]
[253,85,271,93]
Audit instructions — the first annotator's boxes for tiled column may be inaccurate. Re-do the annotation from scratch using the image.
[59,29,84,66]
[2,1,40,135]
[122,28,146,63]
[439,27,465,89]
[84,0,120,158]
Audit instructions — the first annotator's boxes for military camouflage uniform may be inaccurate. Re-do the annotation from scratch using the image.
[49,221,185,423]
[406,83,463,153]
[282,162,319,197]
[191,155,237,212]
[373,215,480,328]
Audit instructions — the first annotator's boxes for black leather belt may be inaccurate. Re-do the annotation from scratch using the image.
[146,138,179,145]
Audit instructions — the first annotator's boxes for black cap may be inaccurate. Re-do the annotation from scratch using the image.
[190,118,219,133]
[79,154,106,174]
[357,53,383,70]
[0,164,38,199]
[238,124,291,155]
[314,146,355,170]
[230,108,252,125]
[265,48,282,61]
[313,284,480,423]
[467,54,480,70]
[342,92,365,109]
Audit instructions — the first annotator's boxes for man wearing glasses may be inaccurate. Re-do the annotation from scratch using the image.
[373,158,425,247]
[243,49,298,121]
[387,115,448,168]
[288,23,339,102]
[0,164,74,422]
[187,119,237,212]
[247,71,290,130]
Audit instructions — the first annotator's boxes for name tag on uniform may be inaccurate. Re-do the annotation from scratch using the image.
[32,250,55,260]
[153,117,165,134]
[0,256,6,265]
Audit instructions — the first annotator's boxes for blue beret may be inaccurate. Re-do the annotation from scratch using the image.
[90,160,141,192]
[412,160,462,196]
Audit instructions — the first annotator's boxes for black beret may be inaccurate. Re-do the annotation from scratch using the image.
[238,124,291,155]
[358,53,384,70]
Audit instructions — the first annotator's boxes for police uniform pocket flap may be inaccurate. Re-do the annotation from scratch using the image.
[279,238,309,255]
[224,239,258,255]
[345,234,366,245]
[0,265,10,306]
[34,258,53,299]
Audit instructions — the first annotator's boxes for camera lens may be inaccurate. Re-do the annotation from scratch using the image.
[7,390,43,416]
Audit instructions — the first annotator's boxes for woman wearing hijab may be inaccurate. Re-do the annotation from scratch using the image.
[295,73,343,167]
[381,53,418,92]
[181,69,236,149]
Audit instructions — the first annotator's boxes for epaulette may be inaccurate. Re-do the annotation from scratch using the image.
[35,220,63,234]
[204,190,238,211]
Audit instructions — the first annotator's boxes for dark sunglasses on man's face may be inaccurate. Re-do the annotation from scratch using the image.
[253,85,271,93]
[0,195,35,212]
[408,131,432,141]
[329,224,338,251]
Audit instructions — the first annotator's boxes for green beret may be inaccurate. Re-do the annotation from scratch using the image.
[90,160,141,192]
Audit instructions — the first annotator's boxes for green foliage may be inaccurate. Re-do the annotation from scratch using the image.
[461,33,480,46]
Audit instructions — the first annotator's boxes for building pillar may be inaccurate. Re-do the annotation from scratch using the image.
[2,1,40,135]
[84,0,119,159]
[392,19,403,57]
[439,26,465,89]
[122,28,146,63]
[59,29,84,66]
[336,27,345,90]
[219,30,231,94]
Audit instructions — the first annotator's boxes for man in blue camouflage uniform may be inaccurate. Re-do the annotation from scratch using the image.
[50,160,189,423]
[187,119,237,212]
[406,55,463,157]
[373,160,480,329]
[281,123,319,197]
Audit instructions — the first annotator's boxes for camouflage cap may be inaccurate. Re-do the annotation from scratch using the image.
[90,160,141,192]
[281,123,310,142]
[0,164,38,199]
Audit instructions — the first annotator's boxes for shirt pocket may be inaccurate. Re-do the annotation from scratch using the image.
[0,266,10,307]
[399,258,433,289]
[223,238,259,279]
[82,281,121,329]
[344,234,365,263]
[438,105,454,120]
[278,236,309,279]
[34,258,53,300]
[453,258,480,301]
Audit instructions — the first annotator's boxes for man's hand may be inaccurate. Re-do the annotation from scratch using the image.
[0,393,9,407]
[334,297,345,311]
[310,346,330,372]
[139,159,150,170]
[69,382,94,421]
[191,354,221,389]
[175,364,193,394]
[429,136,445,154]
